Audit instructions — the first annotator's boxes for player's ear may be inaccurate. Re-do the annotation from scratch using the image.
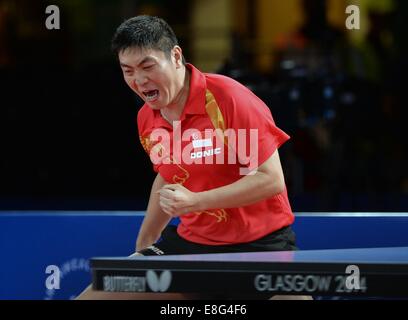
[172,46,183,68]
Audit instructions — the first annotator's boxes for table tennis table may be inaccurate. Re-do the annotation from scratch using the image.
[91,247,408,297]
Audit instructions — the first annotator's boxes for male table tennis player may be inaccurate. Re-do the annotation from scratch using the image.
[77,15,311,300]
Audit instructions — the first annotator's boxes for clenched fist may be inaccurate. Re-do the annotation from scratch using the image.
[158,184,202,217]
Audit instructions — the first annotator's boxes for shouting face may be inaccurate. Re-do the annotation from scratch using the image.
[118,46,186,111]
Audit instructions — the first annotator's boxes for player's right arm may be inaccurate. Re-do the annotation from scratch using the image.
[135,173,172,252]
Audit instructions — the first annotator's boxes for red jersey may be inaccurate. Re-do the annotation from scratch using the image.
[137,64,294,245]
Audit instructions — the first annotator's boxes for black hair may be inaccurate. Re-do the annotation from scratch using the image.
[111,15,180,60]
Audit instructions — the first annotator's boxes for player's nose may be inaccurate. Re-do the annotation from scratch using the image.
[134,74,148,86]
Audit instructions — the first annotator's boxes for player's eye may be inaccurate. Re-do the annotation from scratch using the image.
[143,65,154,70]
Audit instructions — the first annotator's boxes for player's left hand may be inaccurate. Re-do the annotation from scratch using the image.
[158,184,201,217]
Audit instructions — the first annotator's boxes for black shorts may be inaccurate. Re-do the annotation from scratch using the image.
[138,225,297,256]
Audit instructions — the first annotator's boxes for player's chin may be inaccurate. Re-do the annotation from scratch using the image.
[146,100,165,110]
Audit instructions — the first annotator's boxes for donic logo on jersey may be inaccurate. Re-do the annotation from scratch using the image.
[190,138,221,159]
[146,270,172,292]
[190,148,222,159]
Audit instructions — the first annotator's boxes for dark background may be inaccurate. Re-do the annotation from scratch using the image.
[0,0,407,211]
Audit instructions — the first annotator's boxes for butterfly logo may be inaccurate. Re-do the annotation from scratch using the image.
[146,270,172,292]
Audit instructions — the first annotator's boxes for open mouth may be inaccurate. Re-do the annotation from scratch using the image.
[143,90,159,102]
